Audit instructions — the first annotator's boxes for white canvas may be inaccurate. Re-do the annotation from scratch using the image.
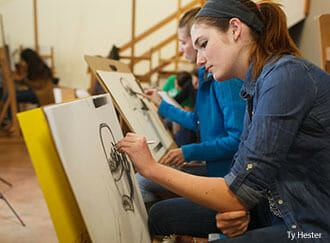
[158,91,181,109]
[96,70,174,162]
[43,94,151,243]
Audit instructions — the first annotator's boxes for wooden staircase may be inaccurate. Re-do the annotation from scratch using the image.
[118,0,206,84]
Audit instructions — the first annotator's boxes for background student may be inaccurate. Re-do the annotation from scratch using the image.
[160,70,198,147]
[1,48,55,133]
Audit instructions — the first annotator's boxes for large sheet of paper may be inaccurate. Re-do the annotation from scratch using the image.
[96,70,174,162]
[43,94,151,243]
[158,91,181,109]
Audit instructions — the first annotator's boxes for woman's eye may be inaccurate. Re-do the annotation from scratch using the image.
[201,40,208,48]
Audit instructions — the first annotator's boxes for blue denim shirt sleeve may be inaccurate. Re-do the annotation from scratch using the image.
[158,100,197,132]
[225,60,316,209]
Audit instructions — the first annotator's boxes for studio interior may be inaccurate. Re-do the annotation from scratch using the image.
[0,0,329,243]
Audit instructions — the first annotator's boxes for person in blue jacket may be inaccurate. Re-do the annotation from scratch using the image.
[144,68,245,178]
[135,7,247,238]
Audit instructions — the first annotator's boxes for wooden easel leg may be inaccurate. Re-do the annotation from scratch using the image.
[0,95,12,124]
[0,47,21,139]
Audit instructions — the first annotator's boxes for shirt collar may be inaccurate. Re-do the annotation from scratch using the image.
[240,62,256,100]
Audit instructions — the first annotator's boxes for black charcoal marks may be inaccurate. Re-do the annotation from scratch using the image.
[99,123,134,212]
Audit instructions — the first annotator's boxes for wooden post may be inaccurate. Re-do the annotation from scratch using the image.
[0,47,21,140]
[130,0,136,72]
[318,14,330,73]
[149,47,153,84]
[175,0,182,72]
[33,0,39,53]
[0,16,21,141]
[0,15,5,47]
[304,0,310,16]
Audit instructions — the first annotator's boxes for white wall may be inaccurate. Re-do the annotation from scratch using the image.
[0,0,180,89]
[1,0,324,89]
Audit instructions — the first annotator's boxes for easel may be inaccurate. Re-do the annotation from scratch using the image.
[0,177,26,226]
[0,15,21,141]
[0,15,25,227]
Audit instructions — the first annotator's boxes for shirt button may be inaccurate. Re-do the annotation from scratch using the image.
[278,200,283,205]
[291,225,297,229]
[246,163,253,170]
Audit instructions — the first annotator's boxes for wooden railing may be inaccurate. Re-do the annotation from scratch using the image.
[119,0,206,83]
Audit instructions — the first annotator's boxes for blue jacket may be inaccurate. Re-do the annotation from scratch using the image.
[158,67,245,177]
[225,55,330,242]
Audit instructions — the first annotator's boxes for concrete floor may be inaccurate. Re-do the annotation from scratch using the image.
[0,140,58,243]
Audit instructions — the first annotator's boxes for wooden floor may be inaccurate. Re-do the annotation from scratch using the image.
[0,135,58,242]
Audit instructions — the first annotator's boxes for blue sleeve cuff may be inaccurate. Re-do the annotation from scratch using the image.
[224,171,264,210]
[158,100,168,116]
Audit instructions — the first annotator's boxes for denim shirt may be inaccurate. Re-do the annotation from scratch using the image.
[224,55,330,242]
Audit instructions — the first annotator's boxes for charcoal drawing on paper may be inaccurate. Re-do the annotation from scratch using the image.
[96,70,175,162]
[43,94,151,243]
[99,122,134,212]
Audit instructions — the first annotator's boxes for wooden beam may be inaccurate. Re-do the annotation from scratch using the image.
[145,34,177,56]
[119,0,201,53]
[304,0,310,16]
[33,0,39,53]
[130,0,136,71]
[120,34,177,64]
[318,14,330,72]
[120,55,151,61]
[145,53,181,76]
[175,0,182,71]
[326,47,330,74]
[0,15,6,46]
[0,47,20,138]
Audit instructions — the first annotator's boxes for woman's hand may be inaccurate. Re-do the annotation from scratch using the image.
[143,89,162,107]
[116,133,156,176]
[216,210,250,237]
[159,148,185,167]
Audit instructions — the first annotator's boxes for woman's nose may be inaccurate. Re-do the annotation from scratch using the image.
[197,52,206,66]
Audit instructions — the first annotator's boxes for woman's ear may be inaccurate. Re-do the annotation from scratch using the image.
[229,18,242,41]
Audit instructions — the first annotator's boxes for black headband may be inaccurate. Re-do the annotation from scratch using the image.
[196,0,264,33]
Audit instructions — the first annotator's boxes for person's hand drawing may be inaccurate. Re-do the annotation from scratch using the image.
[116,133,156,175]
[216,210,250,237]
[159,148,185,167]
[143,89,162,107]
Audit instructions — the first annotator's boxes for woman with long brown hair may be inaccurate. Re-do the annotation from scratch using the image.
[117,0,330,241]
[19,48,55,106]
[2,48,54,133]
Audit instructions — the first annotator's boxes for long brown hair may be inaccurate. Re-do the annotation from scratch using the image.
[21,48,53,81]
[179,7,201,36]
[195,0,302,80]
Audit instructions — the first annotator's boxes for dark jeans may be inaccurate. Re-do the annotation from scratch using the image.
[174,126,197,147]
[148,197,280,239]
[161,116,197,148]
[149,197,219,238]
[2,88,38,120]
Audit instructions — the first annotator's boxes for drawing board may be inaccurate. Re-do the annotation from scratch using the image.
[85,55,176,162]
[43,94,151,243]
